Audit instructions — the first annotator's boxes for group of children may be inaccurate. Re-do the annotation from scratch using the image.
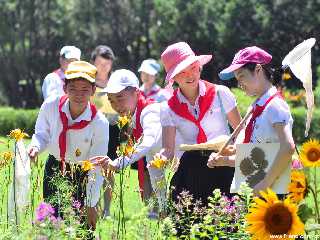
[27,42,295,233]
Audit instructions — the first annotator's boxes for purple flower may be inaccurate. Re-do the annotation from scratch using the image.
[36,202,55,222]
[72,199,81,209]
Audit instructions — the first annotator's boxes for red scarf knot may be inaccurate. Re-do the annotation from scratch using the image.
[58,95,97,174]
[167,80,216,144]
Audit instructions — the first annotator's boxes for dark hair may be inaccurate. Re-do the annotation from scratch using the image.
[65,78,95,87]
[242,63,284,86]
[90,45,115,62]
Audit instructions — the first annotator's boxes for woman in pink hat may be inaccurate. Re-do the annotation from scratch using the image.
[156,42,241,206]
[208,46,295,196]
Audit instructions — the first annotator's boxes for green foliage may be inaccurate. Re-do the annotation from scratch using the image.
[0,107,38,136]
[1,0,319,107]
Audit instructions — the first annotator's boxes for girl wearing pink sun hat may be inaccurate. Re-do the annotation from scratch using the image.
[153,42,242,208]
[208,46,295,197]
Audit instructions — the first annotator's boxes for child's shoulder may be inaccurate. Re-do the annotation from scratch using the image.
[267,96,291,113]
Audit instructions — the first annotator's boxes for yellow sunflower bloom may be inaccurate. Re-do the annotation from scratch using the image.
[8,129,29,141]
[118,115,130,129]
[300,139,320,167]
[149,156,167,169]
[288,170,307,203]
[81,160,95,171]
[246,188,304,240]
[0,151,13,169]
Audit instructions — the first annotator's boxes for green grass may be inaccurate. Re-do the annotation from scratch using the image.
[0,136,158,239]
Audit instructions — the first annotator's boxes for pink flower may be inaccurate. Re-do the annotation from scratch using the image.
[36,202,55,222]
[72,199,82,209]
[292,159,303,170]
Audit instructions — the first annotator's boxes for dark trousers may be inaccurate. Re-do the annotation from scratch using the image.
[43,155,87,218]
[171,150,234,206]
[170,151,235,238]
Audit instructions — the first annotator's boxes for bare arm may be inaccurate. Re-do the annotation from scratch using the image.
[160,126,176,160]
[226,106,242,130]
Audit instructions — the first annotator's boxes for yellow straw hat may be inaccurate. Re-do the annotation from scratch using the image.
[65,61,97,83]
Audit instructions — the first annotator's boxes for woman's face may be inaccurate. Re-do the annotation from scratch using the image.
[173,61,201,90]
[107,88,138,116]
[234,65,262,96]
[94,56,113,83]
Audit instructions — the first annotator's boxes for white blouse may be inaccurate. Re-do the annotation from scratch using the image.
[236,86,293,144]
[160,80,237,159]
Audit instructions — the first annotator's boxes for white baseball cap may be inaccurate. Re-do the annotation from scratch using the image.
[60,46,81,60]
[138,59,161,76]
[102,69,139,94]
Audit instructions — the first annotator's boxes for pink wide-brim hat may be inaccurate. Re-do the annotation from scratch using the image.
[161,42,212,82]
[219,46,272,80]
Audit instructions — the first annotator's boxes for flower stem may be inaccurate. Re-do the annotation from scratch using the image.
[13,142,18,226]
[314,167,320,223]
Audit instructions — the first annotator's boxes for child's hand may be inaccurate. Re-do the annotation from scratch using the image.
[220,145,236,156]
[28,146,39,163]
[90,156,117,171]
[207,153,234,168]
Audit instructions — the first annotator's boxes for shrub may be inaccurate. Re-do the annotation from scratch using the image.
[0,107,38,136]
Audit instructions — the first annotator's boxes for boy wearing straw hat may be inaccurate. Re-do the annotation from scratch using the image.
[28,61,109,230]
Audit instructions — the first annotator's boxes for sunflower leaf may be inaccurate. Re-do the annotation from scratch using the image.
[297,203,314,223]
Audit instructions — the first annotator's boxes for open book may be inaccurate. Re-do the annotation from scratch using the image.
[179,135,229,152]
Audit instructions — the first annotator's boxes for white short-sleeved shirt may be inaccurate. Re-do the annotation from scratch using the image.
[232,86,293,193]
[236,86,293,144]
[42,69,65,100]
[140,84,171,103]
[160,80,237,159]
[29,95,109,207]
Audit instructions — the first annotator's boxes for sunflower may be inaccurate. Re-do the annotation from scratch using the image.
[118,115,130,129]
[149,156,167,169]
[288,170,307,203]
[81,160,94,171]
[300,139,320,167]
[8,129,29,141]
[246,188,304,240]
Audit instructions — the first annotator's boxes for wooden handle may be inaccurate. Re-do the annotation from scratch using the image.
[216,109,252,155]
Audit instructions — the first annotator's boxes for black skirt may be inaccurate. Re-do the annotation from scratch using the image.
[171,150,234,206]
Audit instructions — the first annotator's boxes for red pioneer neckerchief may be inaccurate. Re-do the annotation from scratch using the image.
[167,80,216,143]
[58,95,97,173]
[243,92,282,143]
[132,93,155,199]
